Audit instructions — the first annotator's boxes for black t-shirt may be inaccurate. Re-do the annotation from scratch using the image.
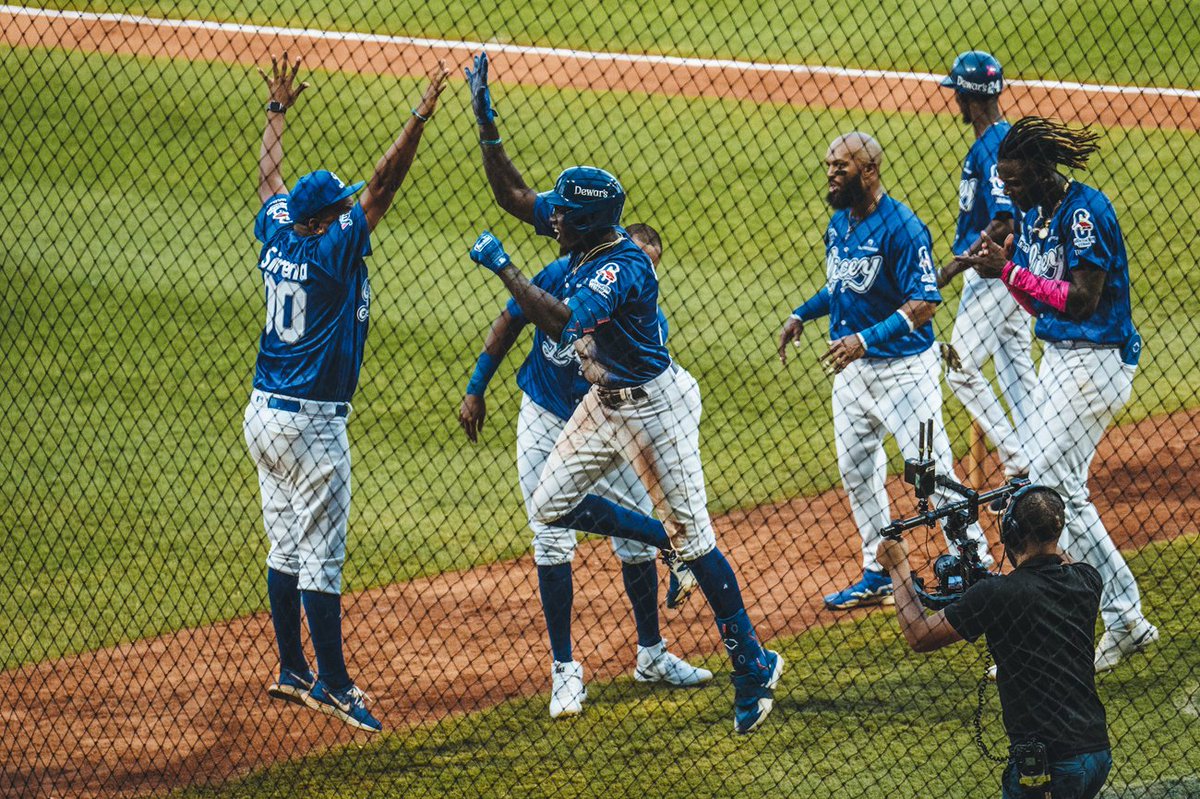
[943,554,1108,759]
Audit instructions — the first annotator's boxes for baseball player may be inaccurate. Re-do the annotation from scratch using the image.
[778,131,993,611]
[464,52,782,735]
[458,223,711,719]
[956,116,1158,672]
[243,55,449,733]
[937,51,1036,479]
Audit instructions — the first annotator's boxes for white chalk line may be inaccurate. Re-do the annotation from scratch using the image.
[3,5,1199,100]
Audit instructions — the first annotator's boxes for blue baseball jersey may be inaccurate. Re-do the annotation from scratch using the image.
[252,194,372,403]
[952,121,1015,256]
[823,194,941,358]
[1011,181,1137,347]
[508,257,669,420]
[528,195,671,387]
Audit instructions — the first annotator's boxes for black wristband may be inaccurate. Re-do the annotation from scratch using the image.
[266,101,287,114]
[411,108,430,122]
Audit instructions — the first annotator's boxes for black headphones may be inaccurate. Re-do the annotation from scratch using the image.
[1000,484,1062,547]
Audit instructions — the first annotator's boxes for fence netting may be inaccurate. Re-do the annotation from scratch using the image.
[2,3,1198,798]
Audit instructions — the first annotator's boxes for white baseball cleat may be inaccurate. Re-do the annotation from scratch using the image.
[634,640,713,687]
[1094,620,1160,673]
[549,660,587,719]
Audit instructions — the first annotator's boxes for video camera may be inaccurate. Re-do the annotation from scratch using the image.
[881,420,1029,610]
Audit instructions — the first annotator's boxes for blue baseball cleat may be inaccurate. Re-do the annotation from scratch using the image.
[267,668,315,707]
[732,649,784,734]
[823,570,895,610]
[306,680,383,733]
[661,550,698,609]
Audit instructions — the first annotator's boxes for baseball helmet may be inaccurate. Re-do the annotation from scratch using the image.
[1000,484,1062,547]
[942,51,1004,96]
[539,166,625,234]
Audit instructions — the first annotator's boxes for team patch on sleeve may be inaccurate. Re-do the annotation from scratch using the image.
[1071,208,1096,249]
[988,165,1007,199]
[918,245,937,287]
[586,262,621,297]
[266,199,291,225]
[339,211,353,230]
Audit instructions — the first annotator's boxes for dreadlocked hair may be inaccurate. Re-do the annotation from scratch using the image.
[998,116,1102,171]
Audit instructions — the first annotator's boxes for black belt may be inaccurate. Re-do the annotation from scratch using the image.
[267,396,349,417]
[595,385,648,409]
[1047,340,1120,351]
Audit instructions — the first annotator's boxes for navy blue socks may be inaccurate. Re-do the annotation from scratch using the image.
[685,547,746,620]
[621,559,661,648]
[717,608,768,677]
[549,495,671,550]
[537,563,574,663]
[267,568,308,677]
[301,590,351,692]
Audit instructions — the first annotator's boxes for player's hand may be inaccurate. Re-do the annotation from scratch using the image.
[458,394,486,443]
[415,59,451,119]
[877,537,910,574]
[470,231,512,273]
[778,316,804,365]
[257,52,309,110]
[464,51,497,125]
[819,334,866,375]
[957,233,1014,279]
[939,341,962,371]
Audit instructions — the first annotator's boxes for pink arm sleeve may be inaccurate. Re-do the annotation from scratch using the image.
[1002,261,1069,313]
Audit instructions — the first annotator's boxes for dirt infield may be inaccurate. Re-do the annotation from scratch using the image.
[2,7,1198,130]
[2,407,1196,799]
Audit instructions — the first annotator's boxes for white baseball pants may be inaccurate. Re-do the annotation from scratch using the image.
[833,347,992,572]
[529,365,717,561]
[1029,344,1144,633]
[518,393,658,565]
[946,272,1037,477]
[243,390,351,595]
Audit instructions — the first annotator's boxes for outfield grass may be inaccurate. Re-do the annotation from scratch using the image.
[173,535,1200,799]
[30,0,1200,88]
[2,44,1198,667]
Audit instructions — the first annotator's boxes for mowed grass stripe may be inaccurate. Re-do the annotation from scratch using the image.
[21,0,1200,88]
[171,535,1200,799]
[2,44,1198,666]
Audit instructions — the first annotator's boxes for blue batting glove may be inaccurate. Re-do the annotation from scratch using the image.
[463,51,497,125]
[470,231,511,274]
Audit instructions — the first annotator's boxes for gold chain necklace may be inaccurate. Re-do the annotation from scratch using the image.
[570,236,626,276]
[1033,178,1072,239]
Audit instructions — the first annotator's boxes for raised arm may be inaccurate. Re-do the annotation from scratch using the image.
[470,232,571,339]
[359,61,451,232]
[465,52,537,223]
[256,53,309,203]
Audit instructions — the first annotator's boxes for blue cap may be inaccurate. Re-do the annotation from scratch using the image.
[287,170,365,222]
[941,51,1004,96]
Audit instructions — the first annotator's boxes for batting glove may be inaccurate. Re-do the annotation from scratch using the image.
[470,231,511,274]
[464,51,497,125]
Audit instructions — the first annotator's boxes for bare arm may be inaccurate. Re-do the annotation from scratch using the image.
[464,52,537,222]
[819,298,938,373]
[256,54,309,203]
[495,264,571,339]
[878,539,964,653]
[458,308,526,443]
[360,62,451,232]
[478,123,537,223]
[1063,264,1105,321]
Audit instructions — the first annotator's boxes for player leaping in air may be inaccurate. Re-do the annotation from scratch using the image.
[463,52,782,734]
[779,131,994,611]
[458,223,711,720]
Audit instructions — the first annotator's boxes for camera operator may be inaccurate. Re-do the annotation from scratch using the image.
[877,486,1112,799]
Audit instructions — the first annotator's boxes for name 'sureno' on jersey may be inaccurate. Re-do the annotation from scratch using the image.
[258,246,310,282]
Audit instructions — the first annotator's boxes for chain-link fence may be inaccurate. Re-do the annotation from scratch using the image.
[2,3,1198,798]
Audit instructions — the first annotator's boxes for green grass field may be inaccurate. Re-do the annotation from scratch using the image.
[29,0,1200,88]
[2,42,1199,668]
[172,535,1200,799]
